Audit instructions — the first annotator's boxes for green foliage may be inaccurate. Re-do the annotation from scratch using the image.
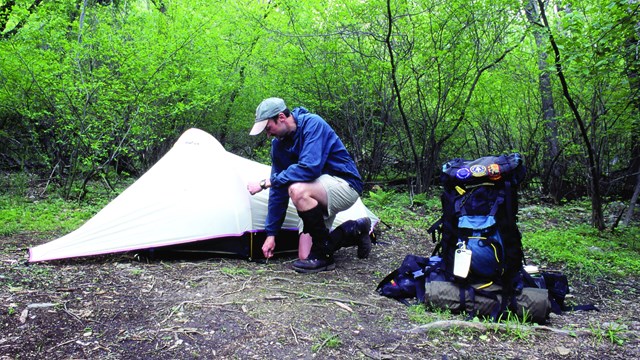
[0,194,104,236]
[363,188,434,230]
[524,225,640,278]
[0,0,637,213]
[408,304,454,324]
[589,320,627,346]
[312,331,342,352]
[498,311,532,341]
[220,267,252,277]
[366,188,396,208]
[1,0,269,198]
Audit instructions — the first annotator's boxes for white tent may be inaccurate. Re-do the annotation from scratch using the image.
[29,128,378,262]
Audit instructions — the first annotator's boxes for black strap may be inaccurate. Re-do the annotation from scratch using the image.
[459,285,476,319]
[504,180,515,223]
[474,287,503,321]
[431,242,442,257]
[427,218,442,243]
[562,304,599,312]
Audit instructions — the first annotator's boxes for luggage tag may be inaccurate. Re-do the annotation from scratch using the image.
[453,241,472,278]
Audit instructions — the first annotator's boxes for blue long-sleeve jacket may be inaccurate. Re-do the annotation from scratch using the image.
[264,107,363,236]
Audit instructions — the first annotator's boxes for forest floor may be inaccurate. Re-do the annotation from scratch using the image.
[1,222,639,360]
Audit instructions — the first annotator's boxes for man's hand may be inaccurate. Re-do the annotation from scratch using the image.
[262,235,276,259]
[247,180,262,195]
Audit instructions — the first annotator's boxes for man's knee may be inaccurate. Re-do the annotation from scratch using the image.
[289,182,325,211]
[288,182,308,203]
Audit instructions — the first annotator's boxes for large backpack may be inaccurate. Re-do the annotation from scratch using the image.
[428,153,526,291]
[377,154,598,322]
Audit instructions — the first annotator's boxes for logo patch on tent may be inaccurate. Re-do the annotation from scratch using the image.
[456,167,471,180]
[487,164,501,180]
[470,165,487,177]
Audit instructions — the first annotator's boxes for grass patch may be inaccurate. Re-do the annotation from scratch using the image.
[0,195,106,236]
[312,331,342,352]
[363,188,439,230]
[588,320,627,346]
[408,304,455,324]
[496,311,534,341]
[220,267,252,277]
[524,225,640,278]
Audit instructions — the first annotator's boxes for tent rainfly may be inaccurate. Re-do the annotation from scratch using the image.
[28,128,379,263]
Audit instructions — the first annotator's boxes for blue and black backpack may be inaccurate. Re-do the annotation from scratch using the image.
[377,154,597,323]
[429,153,526,289]
[377,154,526,307]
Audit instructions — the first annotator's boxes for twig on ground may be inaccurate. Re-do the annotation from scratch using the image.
[159,327,205,337]
[289,325,312,342]
[47,338,77,352]
[160,298,244,323]
[272,288,378,307]
[145,277,156,292]
[267,276,349,287]
[334,301,354,313]
[217,278,251,298]
[406,319,595,336]
[198,301,240,307]
[290,324,299,345]
[91,342,112,353]
[62,303,84,324]
[358,346,395,360]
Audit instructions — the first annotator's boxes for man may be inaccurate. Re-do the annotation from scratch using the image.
[247,97,371,273]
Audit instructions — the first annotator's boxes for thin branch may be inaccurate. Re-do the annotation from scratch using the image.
[407,319,596,336]
[274,288,378,307]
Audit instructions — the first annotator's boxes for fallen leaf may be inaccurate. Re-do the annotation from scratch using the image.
[334,301,353,313]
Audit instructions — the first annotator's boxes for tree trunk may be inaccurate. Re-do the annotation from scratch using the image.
[623,11,640,197]
[621,3,640,226]
[384,0,422,193]
[525,0,563,202]
[537,0,605,229]
[623,167,640,226]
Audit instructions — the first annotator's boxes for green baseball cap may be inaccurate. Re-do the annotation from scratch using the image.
[250,97,286,135]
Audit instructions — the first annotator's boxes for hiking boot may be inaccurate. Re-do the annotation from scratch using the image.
[355,217,372,259]
[292,255,336,274]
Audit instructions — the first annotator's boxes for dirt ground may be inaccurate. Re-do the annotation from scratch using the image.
[1,224,639,360]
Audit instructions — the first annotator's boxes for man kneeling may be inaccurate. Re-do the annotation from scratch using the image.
[247,97,371,273]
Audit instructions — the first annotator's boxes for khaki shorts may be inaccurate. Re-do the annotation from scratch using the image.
[297,174,359,231]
